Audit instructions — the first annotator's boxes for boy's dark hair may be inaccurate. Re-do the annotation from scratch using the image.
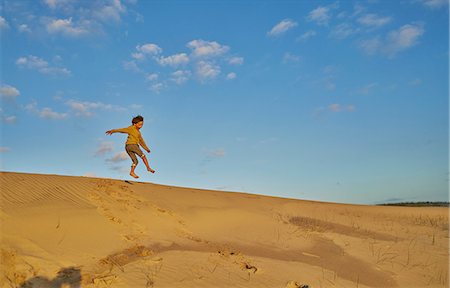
[132,115,144,124]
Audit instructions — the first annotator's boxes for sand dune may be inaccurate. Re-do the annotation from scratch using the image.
[0,171,448,287]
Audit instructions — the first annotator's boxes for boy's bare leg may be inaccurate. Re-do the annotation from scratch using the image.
[142,156,155,173]
[130,165,139,178]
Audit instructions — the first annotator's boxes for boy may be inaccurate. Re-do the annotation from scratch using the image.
[106,115,155,178]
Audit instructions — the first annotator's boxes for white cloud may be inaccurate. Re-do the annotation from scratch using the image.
[146,73,158,81]
[36,0,134,41]
[43,0,73,10]
[53,91,65,101]
[66,99,122,117]
[18,24,31,33]
[328,104,356,112]
[0,16,9,30]
[106,151,129,163]
[123,60,141,72]
[53,55,62,62]
[228,56,244,65]
[297,30,317,42]
[360,23,425,57]
[44,0,126,23]
[171,70,191,84]
[95,141,114,156]
[39,107,68,119]
[46,18,89,37]
[196,61,221,81]
[307,4,337,26]
[44,0,59,9]
[201,147,226,166]
[384,23,425,56]
[0,108,17,124]
[420,0,448,9]
[136,43,162,55]
[40,66,71,75]
[2,115,17,124]
[330,23,359,39]
[351,3,367,17]
[129,104,142,110]
[357,14,392,28]
[134,12,144,23]
[328,104,340,112]
[359,37,382,55]
[0,84,20,99]
[25,101,69,120]
[126,39,239,87]
[93,0,126,23]
[208,148,226,158]
[66,100,95,116]
[150,83,164,93]
[357,83,377,95]
[283,52,301,63]
[110,166,130,173]
[131,52,145,60]
[187,39,229,58]
[226,72,236,80]
[16,55,71,75]
[0,147,11,153]
[267,19,298,37]
[128,44,163,71]
[157,53,189,67]
[336,4,366,20]
[16,56,46,69]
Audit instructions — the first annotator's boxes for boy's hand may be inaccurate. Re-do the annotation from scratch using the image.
[146,148,151,153]
[105,130,113,135]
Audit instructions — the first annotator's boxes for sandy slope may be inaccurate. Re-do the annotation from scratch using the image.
[0,171,448,288]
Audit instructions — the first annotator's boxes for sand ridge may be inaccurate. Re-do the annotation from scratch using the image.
[1,171,448,287]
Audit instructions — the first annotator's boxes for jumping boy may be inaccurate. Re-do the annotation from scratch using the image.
[106,115,155,178]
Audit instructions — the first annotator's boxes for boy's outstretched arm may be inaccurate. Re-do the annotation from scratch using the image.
[105,127,130,135]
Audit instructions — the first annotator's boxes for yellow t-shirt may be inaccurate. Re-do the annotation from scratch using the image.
[112,125,149,151]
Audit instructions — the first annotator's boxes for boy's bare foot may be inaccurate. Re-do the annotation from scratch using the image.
[130,172,139,179]
[147,167,155,173]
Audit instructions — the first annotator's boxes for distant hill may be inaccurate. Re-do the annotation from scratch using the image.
[377,201,449,207]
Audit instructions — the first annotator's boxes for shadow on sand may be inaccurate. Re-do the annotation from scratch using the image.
[19,267,81,288]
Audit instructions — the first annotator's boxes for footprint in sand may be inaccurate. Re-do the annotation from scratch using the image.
[176,228,210,244]
[286,281,310,288]
[216,248,258,274]
[88,180,150,245]
[108,216,122,224]
[89,179,203,248]
[82,245,160,286]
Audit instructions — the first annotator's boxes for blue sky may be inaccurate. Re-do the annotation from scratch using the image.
[1,0,448,204]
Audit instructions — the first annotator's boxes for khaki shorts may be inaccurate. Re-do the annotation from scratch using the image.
[125,144,145,166]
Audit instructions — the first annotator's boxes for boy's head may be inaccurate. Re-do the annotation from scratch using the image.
[132,115,144,128]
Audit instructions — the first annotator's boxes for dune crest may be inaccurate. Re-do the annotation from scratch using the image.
[1,172,448,287]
